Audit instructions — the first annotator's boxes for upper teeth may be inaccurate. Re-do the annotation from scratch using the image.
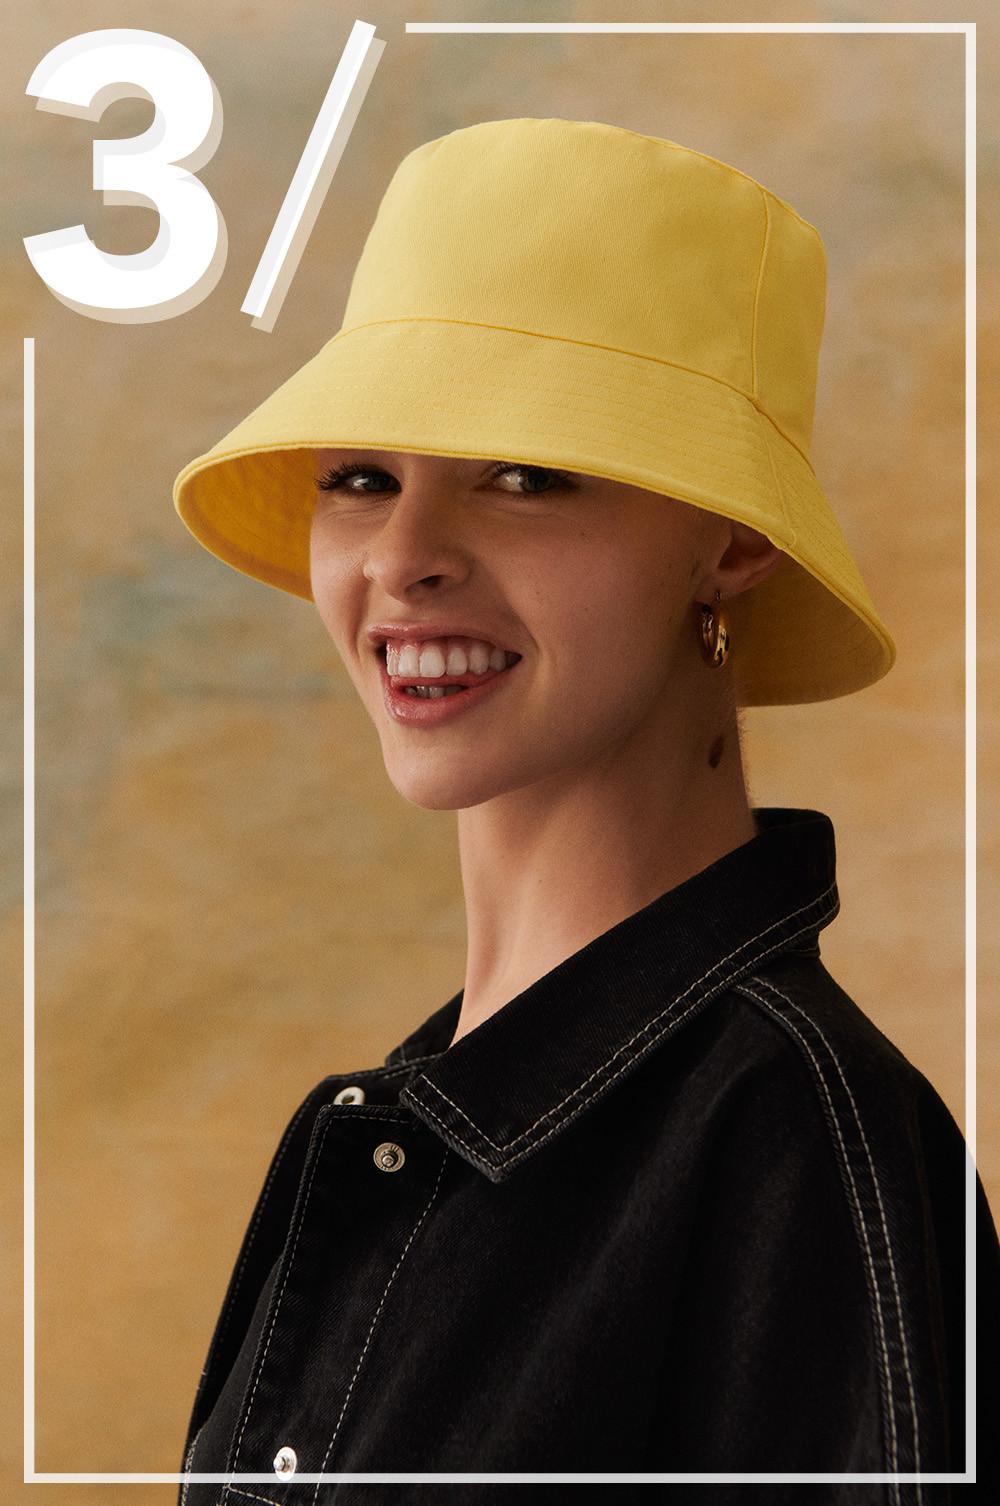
[385,637,515,678]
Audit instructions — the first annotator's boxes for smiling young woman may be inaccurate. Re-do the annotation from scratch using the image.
[307,446,785,1050]
[170,118,999,1502]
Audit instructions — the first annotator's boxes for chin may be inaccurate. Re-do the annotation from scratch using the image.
[387,772,507,812]
[380,754,530,812]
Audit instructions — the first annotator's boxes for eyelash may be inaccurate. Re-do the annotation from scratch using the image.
[313,460,576,496]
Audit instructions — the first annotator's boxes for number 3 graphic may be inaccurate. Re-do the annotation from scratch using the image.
[24,29,227,323]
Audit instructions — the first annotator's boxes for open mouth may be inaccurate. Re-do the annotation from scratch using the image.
[378,645,522,697]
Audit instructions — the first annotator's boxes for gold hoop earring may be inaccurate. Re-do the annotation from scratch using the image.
[699,589,730,668]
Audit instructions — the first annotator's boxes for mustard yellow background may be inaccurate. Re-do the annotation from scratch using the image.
[3,0,996,1498]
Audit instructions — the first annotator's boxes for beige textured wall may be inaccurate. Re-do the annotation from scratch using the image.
[3,0,996,1499]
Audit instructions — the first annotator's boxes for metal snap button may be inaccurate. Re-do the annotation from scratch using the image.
[373,1140,405,1172]
[333,1084,366,1105]
[273,1444,297,1475]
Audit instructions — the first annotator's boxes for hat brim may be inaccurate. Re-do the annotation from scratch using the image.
[172,318,896,707]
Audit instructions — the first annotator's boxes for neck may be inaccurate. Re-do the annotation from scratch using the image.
[449,689,757,1048]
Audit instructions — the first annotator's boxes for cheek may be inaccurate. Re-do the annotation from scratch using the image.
[308,544,334,629]
[561,544,685,654]
[309,527,355,640]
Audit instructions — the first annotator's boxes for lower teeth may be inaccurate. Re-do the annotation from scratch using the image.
[405,685,467,698]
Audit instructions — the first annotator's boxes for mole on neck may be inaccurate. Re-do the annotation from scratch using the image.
[707,732,726,769]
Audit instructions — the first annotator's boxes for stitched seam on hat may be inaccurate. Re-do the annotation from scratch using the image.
[415,881,838,1157]
[539,118,825,234]
[733,975,922,1500]
[475,118,825,241]
[310,1147,450,1492]
[751,187,771,403]
[762,426,796,544]
[327,317,818,472]
[177,405,813,566]
[196,417,782,496]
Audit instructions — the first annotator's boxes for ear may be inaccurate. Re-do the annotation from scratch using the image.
[694,518,784,604]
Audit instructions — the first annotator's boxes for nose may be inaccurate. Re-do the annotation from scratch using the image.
[362,486,470,597]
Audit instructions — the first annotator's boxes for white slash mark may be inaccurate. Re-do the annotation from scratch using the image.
[242,19,385,332]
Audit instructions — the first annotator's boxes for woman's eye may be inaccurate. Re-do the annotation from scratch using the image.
[488,462,574,494]
[315,463,394,494]
[313,460,575,498]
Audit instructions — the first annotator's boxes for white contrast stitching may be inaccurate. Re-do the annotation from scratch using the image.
[750,186,770,402]
[748,974,923,1495]
[220,1113,336,1506]
[216,1066,422,1355]
[225,1488,284,1506]
[179,1421,203,1506]
[327,1111,413,1123]
[212,1088,325,1371]
[310,1146,450,1498]
[216,1075,422,1363]
[416,883,838,1162]
[383,1048,454,1070]
[732,978,899,1495]
[338,1055,442,1078]
[736,973,923,1504]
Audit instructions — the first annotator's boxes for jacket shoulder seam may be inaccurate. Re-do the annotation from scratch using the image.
[733,971,923,1486]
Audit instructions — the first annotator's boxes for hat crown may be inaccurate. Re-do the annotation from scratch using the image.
[341,117,827,457]
[172,115,896,704]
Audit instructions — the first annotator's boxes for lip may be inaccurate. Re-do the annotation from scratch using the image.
[366,622,519,653]
[377,649,520,726]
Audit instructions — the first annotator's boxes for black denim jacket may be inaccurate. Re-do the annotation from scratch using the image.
[176,808,998,1505]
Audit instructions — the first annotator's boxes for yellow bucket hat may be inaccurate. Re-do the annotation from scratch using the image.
[172,115,896,707]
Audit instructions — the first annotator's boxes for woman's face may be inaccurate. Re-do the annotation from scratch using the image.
[309,449,730,811]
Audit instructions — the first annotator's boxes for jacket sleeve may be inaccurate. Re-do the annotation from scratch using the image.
[645,993,999,1501]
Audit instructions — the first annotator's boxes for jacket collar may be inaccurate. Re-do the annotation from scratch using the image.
[385,807,839,1182]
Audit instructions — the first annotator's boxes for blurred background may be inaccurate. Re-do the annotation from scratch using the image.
[2,0,996,1498]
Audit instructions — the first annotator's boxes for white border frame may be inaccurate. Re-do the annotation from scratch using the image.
[23,16,977,1488]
